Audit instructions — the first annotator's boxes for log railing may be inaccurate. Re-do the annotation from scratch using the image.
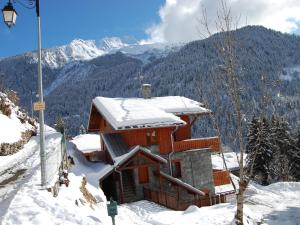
[174,136,220,152]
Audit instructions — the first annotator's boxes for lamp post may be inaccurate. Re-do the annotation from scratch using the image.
[2,0,46,187]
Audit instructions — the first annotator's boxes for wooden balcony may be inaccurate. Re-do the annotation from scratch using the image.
[143,187,235,211]
[213,170,231,186]
[174,136,220,152]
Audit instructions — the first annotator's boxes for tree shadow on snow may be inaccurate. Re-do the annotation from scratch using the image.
[263,206,300,225]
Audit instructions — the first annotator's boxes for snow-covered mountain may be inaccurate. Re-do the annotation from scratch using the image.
[26,37,181,69]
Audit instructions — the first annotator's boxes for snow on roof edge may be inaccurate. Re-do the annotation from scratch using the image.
[98,146,167,180]
[92,97,187,130]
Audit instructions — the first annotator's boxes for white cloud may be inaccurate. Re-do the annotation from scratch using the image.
[144,0,300,43]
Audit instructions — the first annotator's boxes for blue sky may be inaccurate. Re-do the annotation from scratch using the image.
[0,0,164,57]
[1,0,300,58]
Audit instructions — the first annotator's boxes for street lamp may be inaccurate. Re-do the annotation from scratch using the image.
[2,1,17,28]
[2,0,46,187]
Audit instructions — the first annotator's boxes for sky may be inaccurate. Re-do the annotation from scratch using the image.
[0,0,300,58]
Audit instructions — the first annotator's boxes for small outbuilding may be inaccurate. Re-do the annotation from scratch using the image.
[71,134,104,162]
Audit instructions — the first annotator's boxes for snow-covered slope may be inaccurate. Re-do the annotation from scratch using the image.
[0,91,35,145]
[29,39,106,68]
[2,136,300,225]
[27,37,181,69]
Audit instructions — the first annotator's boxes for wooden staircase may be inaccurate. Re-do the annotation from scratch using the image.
[122,171,137,203]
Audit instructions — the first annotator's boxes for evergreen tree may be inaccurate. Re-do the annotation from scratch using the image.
[268,116,296,182]
[55,117,65,134]
[246,116,272,185]
[290,126,300,180]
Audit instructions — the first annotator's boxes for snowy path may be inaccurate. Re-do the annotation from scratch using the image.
[0,129,61,223]
[0,136,40,220]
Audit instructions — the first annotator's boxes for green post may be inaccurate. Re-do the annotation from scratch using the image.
[107,197,118,225]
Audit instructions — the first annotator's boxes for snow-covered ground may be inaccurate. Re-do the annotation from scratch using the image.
[0,113,26,144]
[1,133,299,225]
[0,92,35,145]
[0,126,61,220]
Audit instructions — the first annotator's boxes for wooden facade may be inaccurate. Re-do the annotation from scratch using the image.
[213,170,231,186]
[174,136,221,153]
[88,110,220,155]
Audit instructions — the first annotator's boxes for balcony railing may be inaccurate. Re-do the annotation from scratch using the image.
[143,187,235,211]
[174,136,220,152]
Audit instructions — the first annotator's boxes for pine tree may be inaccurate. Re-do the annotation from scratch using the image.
[290,126,300,180]
[55,117,65,134]
[268,116,296,182]
[246,116,272,185]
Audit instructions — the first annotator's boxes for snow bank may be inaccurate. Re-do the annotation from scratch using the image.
[0,91,35,145]
[70,134,101,153]
[0,114,25,144]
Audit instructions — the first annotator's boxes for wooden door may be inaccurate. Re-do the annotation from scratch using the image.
[138,166,149,184]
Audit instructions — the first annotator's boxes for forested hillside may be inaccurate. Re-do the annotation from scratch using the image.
[1,26,299,148]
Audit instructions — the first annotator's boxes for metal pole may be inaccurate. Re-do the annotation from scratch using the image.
[36,0,46,187]
[30,91,33,118]
[112,216,115,225]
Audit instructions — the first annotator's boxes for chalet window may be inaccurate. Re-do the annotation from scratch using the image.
[146,131,151,145]
[151,131,157,144]
[172,161,182,178]
[146,130,157,145]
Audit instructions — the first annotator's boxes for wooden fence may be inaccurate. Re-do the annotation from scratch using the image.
[143,187,235,211]
[174,137,220,153]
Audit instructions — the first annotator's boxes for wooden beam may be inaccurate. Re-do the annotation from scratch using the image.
[119,162,157,170]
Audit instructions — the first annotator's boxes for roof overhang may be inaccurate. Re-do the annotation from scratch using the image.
[99,146,167,181]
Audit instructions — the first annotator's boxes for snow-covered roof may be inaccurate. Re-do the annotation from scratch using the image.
[70,134,100,153]
[92,96,210,130]
[98,146,167,180]
[114,146,167,166]
[143,96,209,115]
[211,152,246,171]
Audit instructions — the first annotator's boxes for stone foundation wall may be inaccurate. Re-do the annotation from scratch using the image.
[0,130,35,156]
[174,149,215,195]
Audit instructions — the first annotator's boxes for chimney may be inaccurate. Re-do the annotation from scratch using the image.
[142,84,151,99]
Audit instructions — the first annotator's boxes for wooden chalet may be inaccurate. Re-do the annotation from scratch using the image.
[87,86,232,210]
